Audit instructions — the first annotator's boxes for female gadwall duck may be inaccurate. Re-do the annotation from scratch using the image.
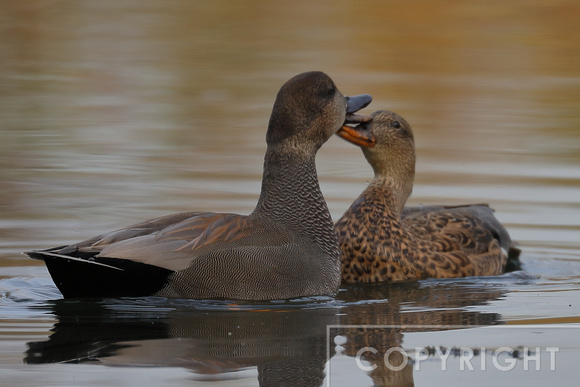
[26,71,372,299]
[335,110,520,283]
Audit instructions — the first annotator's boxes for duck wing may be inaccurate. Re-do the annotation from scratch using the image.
[403,204,518,255]
[25,212,292,298]
[401,205,512,276]
[98,212,291,270]
[34,212,289,271]
[402,205,496,253]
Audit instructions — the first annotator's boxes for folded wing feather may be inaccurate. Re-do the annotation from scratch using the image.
[69,212,289,272]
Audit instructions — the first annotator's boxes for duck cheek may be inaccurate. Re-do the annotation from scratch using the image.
[334,94,348,124]
[327,108,347,136]
[361,148,383,169]
[361,146,376,159]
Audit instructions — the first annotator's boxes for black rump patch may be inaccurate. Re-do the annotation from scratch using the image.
[42,255,173,299]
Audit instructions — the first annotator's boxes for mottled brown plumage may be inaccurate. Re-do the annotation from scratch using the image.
[25,71,372,299]
[335,110,520,283]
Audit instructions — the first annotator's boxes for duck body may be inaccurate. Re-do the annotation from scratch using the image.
[25,71,372,299]
[336,110,520,283]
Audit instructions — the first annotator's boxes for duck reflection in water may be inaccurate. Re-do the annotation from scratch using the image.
[25,277,519,386]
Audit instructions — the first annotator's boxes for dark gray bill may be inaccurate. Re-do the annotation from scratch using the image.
[345,94,372,114]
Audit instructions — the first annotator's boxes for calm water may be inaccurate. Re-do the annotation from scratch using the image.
[1,1,580,386]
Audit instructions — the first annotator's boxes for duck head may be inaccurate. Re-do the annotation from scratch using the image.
[266,71,372,153]
[338,110,416,207]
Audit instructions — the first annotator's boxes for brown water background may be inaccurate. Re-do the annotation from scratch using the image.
[1,1,579,386]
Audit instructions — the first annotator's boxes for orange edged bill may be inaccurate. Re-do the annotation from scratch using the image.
[337,117,376,148]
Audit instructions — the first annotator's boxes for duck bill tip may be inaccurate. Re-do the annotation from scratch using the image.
[336,125,376,148]
[345,94,373,114]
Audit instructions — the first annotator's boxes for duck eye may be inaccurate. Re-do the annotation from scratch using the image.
[327,86,335,96]
[392,121,401,129]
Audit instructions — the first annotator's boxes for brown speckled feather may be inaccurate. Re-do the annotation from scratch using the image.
[336,110,520,283]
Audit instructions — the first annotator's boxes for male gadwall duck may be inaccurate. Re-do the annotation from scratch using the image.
[335,110,521,283]
[25,71,372,299]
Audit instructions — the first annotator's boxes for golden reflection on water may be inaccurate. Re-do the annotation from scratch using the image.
[0,1,578,267]
[0,1,580,384]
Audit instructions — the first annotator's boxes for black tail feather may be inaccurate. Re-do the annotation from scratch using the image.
[25,250,173,298]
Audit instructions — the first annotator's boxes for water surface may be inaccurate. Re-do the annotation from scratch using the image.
[1,1,580,386]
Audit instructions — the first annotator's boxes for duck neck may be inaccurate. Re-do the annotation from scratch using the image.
[252,146,338,256]
[368,175,412,217]
[361,145,415,217]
